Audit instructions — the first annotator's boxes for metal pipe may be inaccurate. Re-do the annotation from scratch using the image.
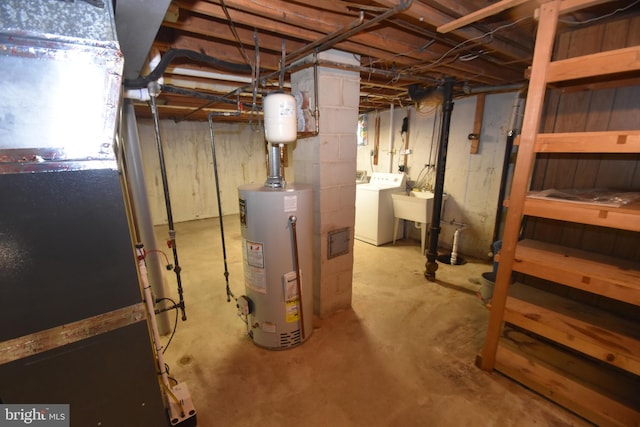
[286,12,364,65]
[176,0,414,123]
[207,110,241,302]
[425,77,455,281]
[288,215,306,340]
[121,99,171,334]
[149,85,187,321]
[492,92,523,248]
[313,53,320,135]
[463,83,525,95]
[288,0,413,65]
[265,145,284,188]
[280,38,286,90]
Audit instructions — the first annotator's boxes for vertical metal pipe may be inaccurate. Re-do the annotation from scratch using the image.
[265,144,284,188]
[121,99,171,334]
[288,216,305,340]
[207,112,239,302]
[492,130,516,245]
[149,92,187,321]
[425,77,455,281]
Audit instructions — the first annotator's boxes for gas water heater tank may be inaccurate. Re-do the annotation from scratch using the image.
[238,183,313,349]
[263,92,297,145]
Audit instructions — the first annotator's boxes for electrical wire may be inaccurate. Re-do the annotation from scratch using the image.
[413,163,429,190]
[420,16,532,71]
[144,249,172,267]
[559,0,640,25]
[220,0,252,67]
[164,363,179,386]
[425,105,442,191]
[156,297,179,354]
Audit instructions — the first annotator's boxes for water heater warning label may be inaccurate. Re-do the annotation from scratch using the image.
[285,300,300,323]
[244,239,266,293]
[246,240,264,268]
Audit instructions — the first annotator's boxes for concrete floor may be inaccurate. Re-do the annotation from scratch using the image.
[156,216,590,427]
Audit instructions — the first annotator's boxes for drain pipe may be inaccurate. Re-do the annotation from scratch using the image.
[425,77,455,281]
[450,225,468,265]
[451,229,461,265]
[492,92,523,249]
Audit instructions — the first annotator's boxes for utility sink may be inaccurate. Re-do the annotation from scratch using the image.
[410,190,434,199]
[391,191,435,254]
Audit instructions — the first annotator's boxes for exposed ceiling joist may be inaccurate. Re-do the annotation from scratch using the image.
[121,0,637,121]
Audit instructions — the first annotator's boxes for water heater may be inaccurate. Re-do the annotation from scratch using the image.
[238,184,313,349]
[236,92,313,349]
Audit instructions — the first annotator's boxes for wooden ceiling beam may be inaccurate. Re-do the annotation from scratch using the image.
[169,3,524,84]
[179,0,454,66]
[437,0,532,33]
[374,0,532,59]
[165,9,426,66]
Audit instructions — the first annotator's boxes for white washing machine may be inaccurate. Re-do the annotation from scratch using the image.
[355,172,406,246]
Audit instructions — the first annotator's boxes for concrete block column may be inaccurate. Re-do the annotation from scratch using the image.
[291,50,360,318]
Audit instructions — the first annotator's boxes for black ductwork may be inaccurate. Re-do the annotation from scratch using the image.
[124,48,256,89]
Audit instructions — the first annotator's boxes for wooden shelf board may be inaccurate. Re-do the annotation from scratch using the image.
[523,197,640,232]
[496,329,640,427]
[558,0,619,15]
[505,283,640,375]
[546,46,640,83]
[534,130,640,153]
[511,239,640,305]
[550,75,640,93]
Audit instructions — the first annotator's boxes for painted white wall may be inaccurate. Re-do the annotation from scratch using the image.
[356,92,523,259]
[136,119,294,225]
[135,91,521,259]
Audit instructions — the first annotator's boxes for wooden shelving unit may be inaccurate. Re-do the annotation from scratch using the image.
[477,1,640,425]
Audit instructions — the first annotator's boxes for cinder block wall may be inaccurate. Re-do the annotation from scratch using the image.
[292,50,360,318]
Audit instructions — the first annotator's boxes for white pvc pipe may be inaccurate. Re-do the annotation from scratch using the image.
[136,245,170,390]
[124,87,151,101]
[451,228,462,265]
